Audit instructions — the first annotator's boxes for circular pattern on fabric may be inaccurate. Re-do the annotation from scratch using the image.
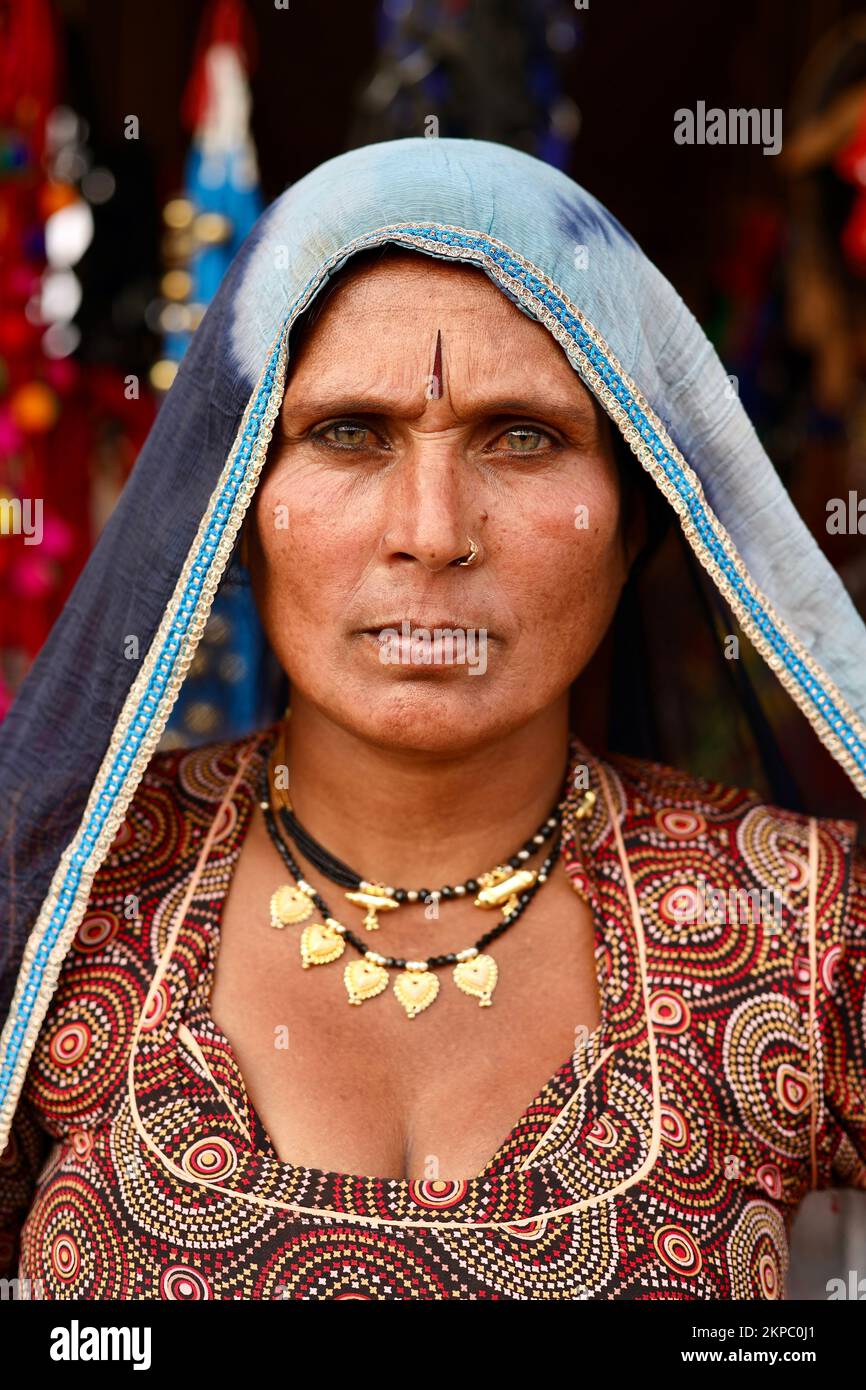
[141,980,171,1033]
[655,809,707,840]
[649,990,690,1033]
[432,1203,620,1298]
[658,883,701,927]
[69,1128,95,1163]
[756,1163,782,1200]
[792,951,811,997]
[20,1174,128,1298]
[74,911,121,954]
[181,1136,239,1181]
[159,1264,214,1300]
[586,1114,618,1149]
[500,1217,547,1240]
[107,784,182,880]
[210,798,239,845]
[17,730,857,1300]
[821,943,843,993]
[254,1227,454,1300]
[179,746,239,802]
[779,850,809,893]
[775,1063,811,1116]
[645,1050,735,1214]
[727,1201,786,1299]
[722,995,809,1155]
[30,970,142,1121]
[736,807,806,907]
[52,1233,80,1282]
[408,1179,469,1210]
[48,1021,91,1068]
[642,858,763,982]
[653,1223,702,1276]
[659,1104,690,1151]
[107,1107,274,1247]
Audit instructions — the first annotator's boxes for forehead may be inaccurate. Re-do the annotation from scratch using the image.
[286,251,594,402]
[315,251,511,315]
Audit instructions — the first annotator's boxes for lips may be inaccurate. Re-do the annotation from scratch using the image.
[359,618,491,634]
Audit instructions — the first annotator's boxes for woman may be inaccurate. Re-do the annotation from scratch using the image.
[0,137,864,1301]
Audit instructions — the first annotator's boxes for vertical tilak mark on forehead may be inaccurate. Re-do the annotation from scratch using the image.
[431,329,443,399]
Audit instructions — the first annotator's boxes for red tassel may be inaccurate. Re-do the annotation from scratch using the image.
[834,90,866,275]
[0,0,60,157]
[181,0,258,133]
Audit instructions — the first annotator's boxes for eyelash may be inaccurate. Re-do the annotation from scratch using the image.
[311,420,389,452]
[309,419,560,455]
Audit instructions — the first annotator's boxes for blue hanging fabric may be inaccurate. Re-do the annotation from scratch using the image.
[159,0,277,748]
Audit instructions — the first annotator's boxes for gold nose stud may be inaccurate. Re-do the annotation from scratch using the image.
[454,538,480,567]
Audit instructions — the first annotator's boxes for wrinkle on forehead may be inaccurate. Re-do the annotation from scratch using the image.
[282,256,599,425]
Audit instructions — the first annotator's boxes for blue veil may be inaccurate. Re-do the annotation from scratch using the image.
[2,136,866,1148]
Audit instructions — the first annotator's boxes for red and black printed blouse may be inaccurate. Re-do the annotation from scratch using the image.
[2,726,865,1300]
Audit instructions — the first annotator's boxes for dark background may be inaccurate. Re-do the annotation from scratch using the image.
[61,0,856,311]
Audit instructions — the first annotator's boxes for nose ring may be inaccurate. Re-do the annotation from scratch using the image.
[453,538,480,568]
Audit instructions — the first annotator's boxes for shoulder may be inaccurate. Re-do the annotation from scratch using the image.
[137,724,275,810]
[118,725,274,846]
[596,754,866,1192]
[85,724,276,917]
[596,748,860,966]
[23,726,277,1130]
[605,748,858,861]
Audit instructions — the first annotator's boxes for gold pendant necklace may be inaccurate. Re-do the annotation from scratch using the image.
[342,887,400,931]
[265,717,562,935]
[259,746,596,1018]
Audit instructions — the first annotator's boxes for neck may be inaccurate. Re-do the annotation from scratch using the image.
[279,696,573,888]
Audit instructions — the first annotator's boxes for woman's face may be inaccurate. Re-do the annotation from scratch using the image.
[249,252,632,754]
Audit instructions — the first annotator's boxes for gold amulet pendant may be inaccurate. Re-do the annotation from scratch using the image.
[453,954,498,1006]
[270,883,314,927]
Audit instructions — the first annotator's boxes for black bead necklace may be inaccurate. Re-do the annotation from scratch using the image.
[258,760,563,1015]
[273,791,561,907]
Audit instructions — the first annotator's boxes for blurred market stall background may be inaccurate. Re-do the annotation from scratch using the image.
[2,0,865,1298]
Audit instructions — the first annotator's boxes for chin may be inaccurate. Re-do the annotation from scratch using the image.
[326,677,517,756]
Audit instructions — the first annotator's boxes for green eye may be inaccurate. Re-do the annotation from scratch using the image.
[499,426,549,452]
[318,421,374,448]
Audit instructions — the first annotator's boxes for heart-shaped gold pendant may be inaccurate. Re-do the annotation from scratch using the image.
[270,883,314,928]
[300,919,346,969]
[453,954,498,1006]
[393,969,440,1019]
[344,958,389,1005]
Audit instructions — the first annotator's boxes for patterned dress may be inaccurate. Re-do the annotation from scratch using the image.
[2,726,864,1300]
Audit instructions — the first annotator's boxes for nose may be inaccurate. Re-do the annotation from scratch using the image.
[377,437,478,572]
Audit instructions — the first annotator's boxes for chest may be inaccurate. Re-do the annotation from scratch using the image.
[209,808,602,1180]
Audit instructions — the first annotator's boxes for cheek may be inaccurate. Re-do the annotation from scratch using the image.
[499,473,625,644]
[252,470,367,628]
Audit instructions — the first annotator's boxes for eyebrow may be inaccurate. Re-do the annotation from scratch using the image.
[280,393,599,426]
